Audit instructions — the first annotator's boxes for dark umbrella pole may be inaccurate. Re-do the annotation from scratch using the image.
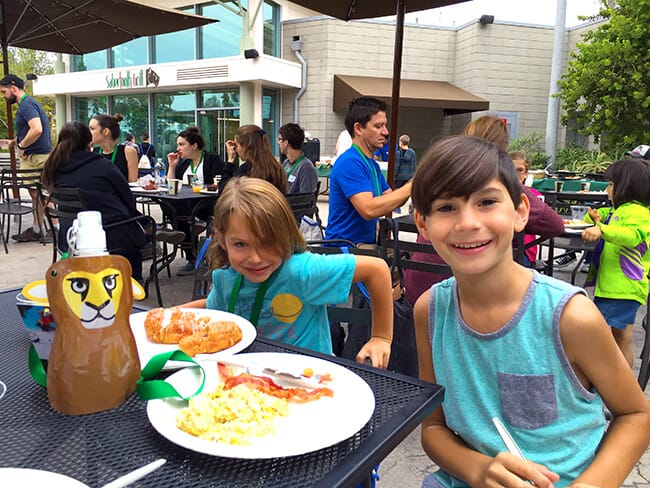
[0,2,18,187]
[386,0,405,190]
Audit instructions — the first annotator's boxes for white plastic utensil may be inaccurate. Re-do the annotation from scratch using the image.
[492,417,526,460]
[99,458,166,488]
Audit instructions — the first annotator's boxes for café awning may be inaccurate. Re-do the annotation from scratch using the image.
[333,74,489,115]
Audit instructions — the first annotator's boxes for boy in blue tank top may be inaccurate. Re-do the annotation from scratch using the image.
[410,136,650,488]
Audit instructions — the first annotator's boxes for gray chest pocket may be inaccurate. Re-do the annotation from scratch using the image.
[498,372,558,429]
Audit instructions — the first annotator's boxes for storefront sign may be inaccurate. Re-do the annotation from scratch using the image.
[106,68,160,89]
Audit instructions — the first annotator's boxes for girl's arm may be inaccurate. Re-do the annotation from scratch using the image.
[178,298,207,308]
[351,255,393,369]
[124,144,139,183]
[561,293,650,487]
[416,292,559,488]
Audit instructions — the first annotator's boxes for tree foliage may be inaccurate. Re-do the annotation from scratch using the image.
[558,0,650,153]
[0,47,55,140]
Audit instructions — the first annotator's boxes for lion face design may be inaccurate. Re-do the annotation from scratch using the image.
[61,268,124,329]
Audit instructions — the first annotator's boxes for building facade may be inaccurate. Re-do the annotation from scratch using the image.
[32,1,600,160]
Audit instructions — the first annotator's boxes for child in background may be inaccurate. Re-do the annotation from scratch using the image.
[183,177,393,368]
[510,151,543,267]
[412,136,650,488]
[581,158,650,368]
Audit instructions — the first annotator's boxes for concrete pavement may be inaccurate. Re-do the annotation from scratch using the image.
[1,205,648,487]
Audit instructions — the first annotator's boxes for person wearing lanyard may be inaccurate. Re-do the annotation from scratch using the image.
[89,113,138,183]
[167,126,228,275]
[277,123,318,194]
[166,126,227,186]
[0,74,53,243]
[326,96,412,246]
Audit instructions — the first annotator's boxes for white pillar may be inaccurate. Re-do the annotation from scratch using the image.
[545,0,567,169]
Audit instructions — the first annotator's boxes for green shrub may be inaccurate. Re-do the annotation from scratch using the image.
[508,132,548,169]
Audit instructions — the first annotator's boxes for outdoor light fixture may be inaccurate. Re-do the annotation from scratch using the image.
[244,49,259,59]
[26,73,38,80]
[479,15,495,25]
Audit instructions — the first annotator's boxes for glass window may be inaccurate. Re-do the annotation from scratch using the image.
[201,89,240,108]
[153,92,197,161]
[263,1,280,57]
[262,88,279,155]
[112,95,150,142]
[74,97,109,124]
[154,7,196,63]
[73,51,107,72]
[200,3,244,59]
[111,37,148,68]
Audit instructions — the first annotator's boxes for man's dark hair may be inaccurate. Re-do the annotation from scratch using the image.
[278,123,304,150]
[344,97,387,137]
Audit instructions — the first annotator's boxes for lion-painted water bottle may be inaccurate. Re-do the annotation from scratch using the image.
[45,211,141,415]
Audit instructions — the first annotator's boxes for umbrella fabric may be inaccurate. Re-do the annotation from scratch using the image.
[1,0,216,55]
[289,0,465,21]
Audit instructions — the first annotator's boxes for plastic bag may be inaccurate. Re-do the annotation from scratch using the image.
[299,216,323,241]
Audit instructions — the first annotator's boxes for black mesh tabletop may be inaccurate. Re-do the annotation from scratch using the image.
[0,288,444,487]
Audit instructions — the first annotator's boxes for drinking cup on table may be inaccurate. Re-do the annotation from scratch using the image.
[167,178,181,195]
[192,182,203,193]
[554,180,564,192]
[580,181,591,192]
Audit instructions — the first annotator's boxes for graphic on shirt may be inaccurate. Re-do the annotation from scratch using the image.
[270,293,303,323]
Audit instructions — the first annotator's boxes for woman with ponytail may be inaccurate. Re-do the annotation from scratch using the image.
[42,121,149,282]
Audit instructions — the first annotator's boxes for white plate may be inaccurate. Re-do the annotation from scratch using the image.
[130,308,257,370]
[564,223,593,230]
[199,189,219,195]
[0,468,88,487]
[130,187,161,193]
[147,352,375,458]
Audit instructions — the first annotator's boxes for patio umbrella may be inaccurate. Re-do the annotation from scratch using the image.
[288,0,469,185]
[0,0,217,170]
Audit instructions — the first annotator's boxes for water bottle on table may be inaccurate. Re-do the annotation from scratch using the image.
[154,158,165,187]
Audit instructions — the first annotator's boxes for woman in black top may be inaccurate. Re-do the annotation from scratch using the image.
[167,126,227,186]
[42,122,149,282]
[89,113,138,183]
[222,124,287,194]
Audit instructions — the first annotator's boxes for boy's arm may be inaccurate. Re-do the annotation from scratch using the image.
[561,294,650,487]
[351,255,393,369]
[415,292,559,488]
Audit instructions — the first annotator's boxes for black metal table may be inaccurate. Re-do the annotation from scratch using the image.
[540,191,609,216]
[0,288,444,488]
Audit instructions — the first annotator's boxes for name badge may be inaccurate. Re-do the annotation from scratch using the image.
[288,174,297,183]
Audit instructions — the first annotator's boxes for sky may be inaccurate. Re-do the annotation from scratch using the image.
[398,0,603,27]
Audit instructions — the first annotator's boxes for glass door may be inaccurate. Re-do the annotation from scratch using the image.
[196,108,239,156]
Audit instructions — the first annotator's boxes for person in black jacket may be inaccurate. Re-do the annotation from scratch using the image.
[167,126,227,274]
[42,122,150,282]
[167,126,226,186]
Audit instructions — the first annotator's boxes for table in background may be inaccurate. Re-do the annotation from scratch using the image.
[0,288,444,488]
[531,178,608,192]
[540,191,609,216]
[131,186,219,221]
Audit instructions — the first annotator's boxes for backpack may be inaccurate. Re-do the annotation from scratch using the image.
[138,143,152,169]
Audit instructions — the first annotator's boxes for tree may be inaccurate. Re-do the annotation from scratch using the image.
[558,0,650,152]
[0,47,55,140]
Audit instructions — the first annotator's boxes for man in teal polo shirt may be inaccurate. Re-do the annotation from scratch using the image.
[326,97,411,245]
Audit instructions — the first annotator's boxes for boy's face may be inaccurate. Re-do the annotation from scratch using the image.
[220,214,283,283]
[414,178,529,276]
[512,159,528,184]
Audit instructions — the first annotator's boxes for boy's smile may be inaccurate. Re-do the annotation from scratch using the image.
[221,214,283,283]
[415,179,528,275]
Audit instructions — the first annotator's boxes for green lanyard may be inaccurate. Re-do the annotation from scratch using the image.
[285,154,305,179]
[190,151,204,175]
[228,273,272,326]
[352,144,381,196]
[13,94,27,134]
[99,145,118,164]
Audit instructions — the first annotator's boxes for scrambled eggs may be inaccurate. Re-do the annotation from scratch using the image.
[177,384,289,444]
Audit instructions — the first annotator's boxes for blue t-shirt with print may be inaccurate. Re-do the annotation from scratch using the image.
[206,252,356,354]
[326,146,390,244]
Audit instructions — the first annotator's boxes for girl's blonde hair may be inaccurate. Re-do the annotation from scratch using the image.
[208,177,306,269]
[464,116,509,151]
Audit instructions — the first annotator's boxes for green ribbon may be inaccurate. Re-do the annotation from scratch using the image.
[28,345,206,401]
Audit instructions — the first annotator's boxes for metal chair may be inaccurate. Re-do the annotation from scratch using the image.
[40,185,88,262]
[638,294,649,391]
[0,168,46,248]
[285,181,323,228]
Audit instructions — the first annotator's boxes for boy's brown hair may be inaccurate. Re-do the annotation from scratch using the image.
[412,136,522,217]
